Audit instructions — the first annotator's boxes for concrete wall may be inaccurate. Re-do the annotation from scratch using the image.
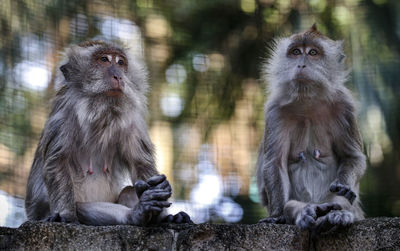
[1,218,399,250]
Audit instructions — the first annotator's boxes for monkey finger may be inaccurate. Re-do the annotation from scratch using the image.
[163,214,174,223]
[174,212,183,223]
[44,213,61,222]
[44,213,79,224]
[315,203,342,217]
[135,180,150,198]
[304,207,317,219]
[345,191,356,204]
[176,211,193,223]
[329,182,340,193]
[299,215,316,230]
[337,186,349,196]
[152,179,172,191]
[141,190,172,201]
[142,200,172,208]
[147,174,166,186]
[259,216,285,224]
[144,205,163,213]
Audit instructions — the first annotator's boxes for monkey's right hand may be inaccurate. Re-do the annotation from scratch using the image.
[130,175,172,226]
[329,180,357,204]
[44,212,79,224]
[296,203,342,230]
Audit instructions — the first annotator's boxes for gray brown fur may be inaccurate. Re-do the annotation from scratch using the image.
[25,41,176,226]
[257,26,366,232]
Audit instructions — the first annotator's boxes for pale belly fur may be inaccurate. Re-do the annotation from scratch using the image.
[73,158,133,203]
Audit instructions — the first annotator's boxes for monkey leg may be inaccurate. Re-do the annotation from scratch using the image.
[284,200,342,230]
[329,180,356,204]
[76,187,171,226]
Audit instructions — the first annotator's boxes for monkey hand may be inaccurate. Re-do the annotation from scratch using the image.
[329,180,357,204]
[259,215,287,224]
[44,212,79,224]
[311,209,354,235]
[135,174,172,198]
[162,211,193,224]
[296,203,342,230]
[130,175,172,226]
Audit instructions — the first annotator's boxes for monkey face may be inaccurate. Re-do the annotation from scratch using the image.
[264,26,348,100]
[93,49,128,97]
[285,42,325,85]
[58,42,149,109]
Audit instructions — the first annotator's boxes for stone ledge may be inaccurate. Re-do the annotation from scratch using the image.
[0,218,399,250]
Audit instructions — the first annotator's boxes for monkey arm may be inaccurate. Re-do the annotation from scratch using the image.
[330,109,366,204]
[42,145,78,222]
[332,109,366,189]
[40,111,81,223]
[76,175,172,226]
[259,108,291,219]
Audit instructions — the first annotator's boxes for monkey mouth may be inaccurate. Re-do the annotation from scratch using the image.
[293,76,313,84]
[105,88,123,97]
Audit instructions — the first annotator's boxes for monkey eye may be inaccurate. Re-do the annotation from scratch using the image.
[100,56,109,62]
[291,48,302,56]
[308,49,318,56]
[118,59,124,66]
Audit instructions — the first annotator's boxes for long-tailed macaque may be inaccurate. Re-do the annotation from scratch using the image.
[257,25,366,233]
[25,41,191,226]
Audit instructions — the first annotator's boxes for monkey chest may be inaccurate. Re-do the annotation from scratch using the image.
[287,121,335,164]
[74,160,134,203]
[287,123,338,202]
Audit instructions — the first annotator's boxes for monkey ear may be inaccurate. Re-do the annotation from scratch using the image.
[60,63,72,81]
[336,41,346,63]
[338,53,346,63]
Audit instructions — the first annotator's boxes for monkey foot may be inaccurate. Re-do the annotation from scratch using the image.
[259,215,286,224]
[330,181,356,204]
[163,211,193,224]
[311,210,354,235]
[44,213,79,224]
[296,203,342,230]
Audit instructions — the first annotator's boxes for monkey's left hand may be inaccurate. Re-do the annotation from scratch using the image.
[129,174,173,226]
[329,180,356,204]
[136,175,193,224]
[135,174,172,198]
[130,179,171,226]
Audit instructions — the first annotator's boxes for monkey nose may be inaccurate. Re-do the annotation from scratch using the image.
[297,65,306,68]
[111,76,123,88]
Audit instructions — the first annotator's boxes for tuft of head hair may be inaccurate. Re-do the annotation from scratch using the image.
[78,40,109,48]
